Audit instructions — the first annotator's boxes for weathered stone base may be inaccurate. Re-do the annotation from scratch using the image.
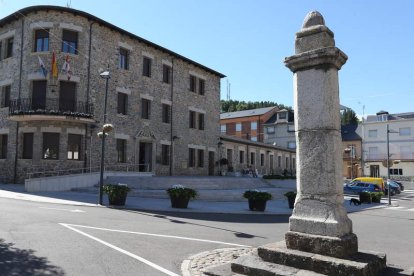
[257,241,385,276]
[203,241,389,276]
[285,231,358,258]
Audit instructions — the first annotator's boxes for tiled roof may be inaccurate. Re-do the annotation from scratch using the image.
[220,106,277,120]
[341,124,361,141]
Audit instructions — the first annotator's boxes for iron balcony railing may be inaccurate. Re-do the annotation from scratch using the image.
[366,153,414,161]
[9,98,94,119]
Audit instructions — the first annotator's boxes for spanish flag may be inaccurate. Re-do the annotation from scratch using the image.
[51,51,58,79]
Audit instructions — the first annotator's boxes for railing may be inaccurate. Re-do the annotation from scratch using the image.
[26,163,151,179]
[9,98,94,119]
[366,153,414,161]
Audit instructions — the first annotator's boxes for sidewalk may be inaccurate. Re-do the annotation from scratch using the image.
[0,183,388,215]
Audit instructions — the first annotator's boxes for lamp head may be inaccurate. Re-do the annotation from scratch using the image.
[100,71,110,79]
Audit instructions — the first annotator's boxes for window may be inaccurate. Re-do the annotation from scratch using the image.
[251,122,257,130]
[198,113,205,130]
[288,124,295,132]
[22,133,34,159]
[288,141,296,149]
[220,125,227,134]
[67,134,81,160]
[197,149,204,167]
[163,64,171,84]
[389,168,403,176]
[236,123,241,132]
[143,57,151,77]
[62,30,78,54]
[119,48,129,70]
[34,29,49,52]
[116,139,126,163]
[189,75,196,92]
[32,81,47,110]
[117,93,128,115]
[0,41,2,60]
[377,114,388,122]
[368,147,378,159]
[399,127,411,136]
[162,104,171,123]
[161,144,170,165]
[279,112,287,119]
[59,81,76,112]
[368,129,377,138]
[6,37,13,58]
[286,157,289,169]
[260,153,264,166]
[267,126,275,134]
[251,136,257,141]
[189,111,196,129]
[198,79,205,95]
[278,156,281,167]
[141,98,151,119]
[0,134,7,159]
[188,148,195,167]
[1,85,10,108]
[239,150,244,164]
[43,133,59,159]
[250,152,255,165]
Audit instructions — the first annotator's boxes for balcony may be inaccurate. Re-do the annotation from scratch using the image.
[366,153,414,162]
[8,98,94,123]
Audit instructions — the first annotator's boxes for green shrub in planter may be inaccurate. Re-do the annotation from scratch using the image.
[359,191,372,204]
[284,191,297,209]
[243,190,272,211]
[166,185,197,208]
[371,192,384,203]
[103,183,131,206]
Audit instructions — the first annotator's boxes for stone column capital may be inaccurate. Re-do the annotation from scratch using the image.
[284,47,348,73]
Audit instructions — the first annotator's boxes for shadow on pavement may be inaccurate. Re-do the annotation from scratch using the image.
[0,239,65,276]
[114,209,290,240]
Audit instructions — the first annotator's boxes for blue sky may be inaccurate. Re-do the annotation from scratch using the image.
[1,0,413,117]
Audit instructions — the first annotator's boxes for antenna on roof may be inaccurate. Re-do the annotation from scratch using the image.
[226,79,231,101]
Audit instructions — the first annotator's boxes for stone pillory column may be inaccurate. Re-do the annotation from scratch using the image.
[284,11,357,258]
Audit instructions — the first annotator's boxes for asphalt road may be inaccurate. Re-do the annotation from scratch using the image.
[0,191,413,275]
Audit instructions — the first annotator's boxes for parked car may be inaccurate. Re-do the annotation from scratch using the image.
[385,181,401,195]
[348,177,384,191]
[390,180,404,191]
[344,182,382,194]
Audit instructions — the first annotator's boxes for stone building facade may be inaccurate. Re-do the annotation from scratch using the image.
[219,135,296,176]
[0,6,224,183]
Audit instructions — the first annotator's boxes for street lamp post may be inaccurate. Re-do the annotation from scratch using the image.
[386,124,399,206]
[344,146,354,179]
[99,68,110,205]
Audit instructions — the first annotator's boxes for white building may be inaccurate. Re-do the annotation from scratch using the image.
[362,111,414,180]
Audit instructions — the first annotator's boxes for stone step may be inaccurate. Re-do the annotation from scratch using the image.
[231,254,324,275]
[257,241,386,276]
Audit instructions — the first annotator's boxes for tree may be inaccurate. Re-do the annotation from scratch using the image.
[341,109,359,125]
[220,100,291,113]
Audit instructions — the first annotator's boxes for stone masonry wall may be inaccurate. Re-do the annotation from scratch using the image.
[0,7,221,182]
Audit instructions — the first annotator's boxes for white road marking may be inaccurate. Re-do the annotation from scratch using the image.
[61,223,249,247]
[405,208,414,212]
[60,223,179,276]
[40,207,85,213]
[386,206,405,209]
